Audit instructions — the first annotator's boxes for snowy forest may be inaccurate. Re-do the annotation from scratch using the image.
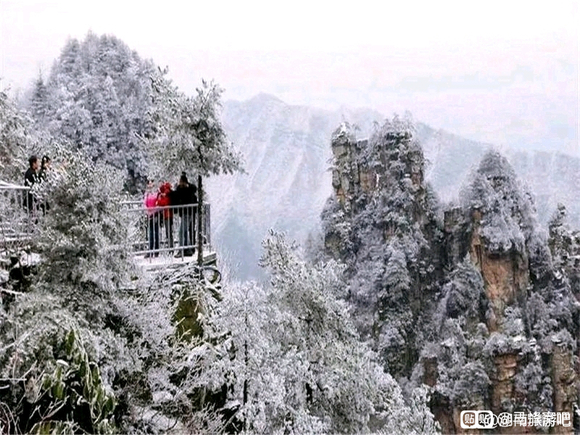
[0,33,578,434]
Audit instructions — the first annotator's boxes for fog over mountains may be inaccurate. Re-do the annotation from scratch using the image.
[207,93,580,280]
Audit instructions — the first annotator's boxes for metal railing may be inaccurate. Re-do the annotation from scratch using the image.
[122,202,212,260]
[0,184,214,263]
[0,181,36,249]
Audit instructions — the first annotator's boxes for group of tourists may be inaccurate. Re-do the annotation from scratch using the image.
[24,154,51,214]
[22,156,200,258]
[144,172,198,258]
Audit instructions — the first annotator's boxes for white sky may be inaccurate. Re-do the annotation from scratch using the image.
[0,0,578,153]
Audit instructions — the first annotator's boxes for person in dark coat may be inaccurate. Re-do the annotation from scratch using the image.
[173,172,197,257]
[24,155,39,214]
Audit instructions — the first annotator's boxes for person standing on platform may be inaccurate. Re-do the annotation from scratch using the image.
[24,155,40,215]
[157,182,174,251]
[38,155,52,214]
[174,172,197,257]
[144,179,160,258]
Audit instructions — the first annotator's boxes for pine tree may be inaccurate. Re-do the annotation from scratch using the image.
[30,74,49,125]
[460,150,537,255]
[146,72,244,265]
[25,33,157,193]
[200,232,438,434]
[146,74,243,180]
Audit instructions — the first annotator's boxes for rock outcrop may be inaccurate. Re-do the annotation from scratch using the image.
[322,119,579,434]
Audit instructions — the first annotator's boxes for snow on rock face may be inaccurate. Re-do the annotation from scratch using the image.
[490,353,519,411]
[208,95,382,280]
[321,123,578,432]
[211,95,580,282]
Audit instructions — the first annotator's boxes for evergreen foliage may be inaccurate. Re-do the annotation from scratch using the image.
[200,231,438,434]
[146,73,243,180]
[25,33,156,192]
[460,150,537,254]
[34,146,131,294]
[0,87,37,181]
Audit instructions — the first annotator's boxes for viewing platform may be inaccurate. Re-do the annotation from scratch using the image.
[0,182,217,273]
[122,201,217,272]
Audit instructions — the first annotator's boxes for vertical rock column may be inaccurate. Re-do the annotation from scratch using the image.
[330,123,358,209]
[551,344,576,435]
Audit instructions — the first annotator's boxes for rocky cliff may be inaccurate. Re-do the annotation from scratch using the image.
[209,94,580,282]
[207,94,382,280]
[322,119,579,433]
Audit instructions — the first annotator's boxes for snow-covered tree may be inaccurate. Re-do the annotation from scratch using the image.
[146,72,244,265]
[460,150,537,254]
[200,232,438,434]
[25,33,157,192]
[419,259,492,411]
[29,74,49,125]
[0,86,37,181]
[0,146,131,431]
[34,146,131,296]
[146,74,243,181]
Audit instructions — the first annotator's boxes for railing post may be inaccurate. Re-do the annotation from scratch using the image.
[204,203,211,250]
[197,175,203,268]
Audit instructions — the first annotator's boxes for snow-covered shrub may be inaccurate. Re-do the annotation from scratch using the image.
[200,231,438,434]
[461,150,537,255]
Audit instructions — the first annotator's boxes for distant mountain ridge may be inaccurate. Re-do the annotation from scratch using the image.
[417,123,580,224]
[207,94,383,279]
[207,93,580,280]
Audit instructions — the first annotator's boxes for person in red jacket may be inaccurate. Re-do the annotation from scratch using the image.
[157,182,174,250]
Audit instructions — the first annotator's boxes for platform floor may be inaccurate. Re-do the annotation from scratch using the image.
[134,248,217,272]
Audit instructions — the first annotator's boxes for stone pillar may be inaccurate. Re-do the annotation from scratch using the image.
[551,345,576,435]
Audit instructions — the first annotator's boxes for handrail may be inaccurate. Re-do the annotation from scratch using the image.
[122,203,201,212]
[0,185,30,191]
[121,202,212,261]
[0,184,214,265]
[0,180,30,189]
[0,182,36,249]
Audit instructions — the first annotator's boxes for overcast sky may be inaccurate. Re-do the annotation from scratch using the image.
[0,0,578,153]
